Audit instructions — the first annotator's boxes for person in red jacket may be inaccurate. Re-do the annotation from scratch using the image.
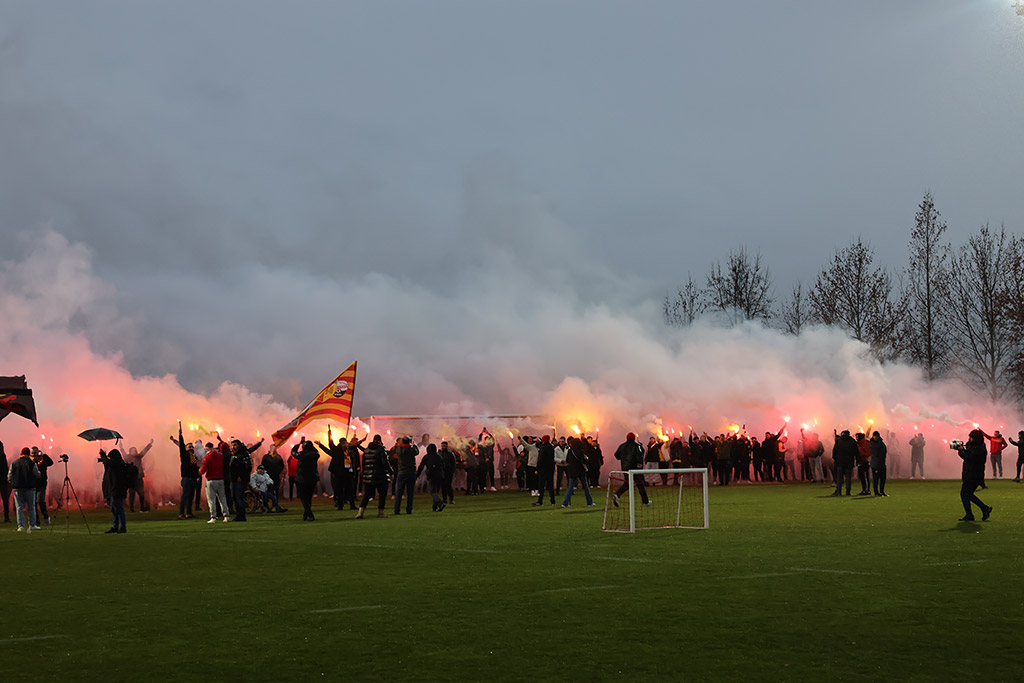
[983,430,1007,479]
[287,447,299,499]
[199,443,229,523]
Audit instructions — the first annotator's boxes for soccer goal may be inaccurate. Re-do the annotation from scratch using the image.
[602,468,709,533]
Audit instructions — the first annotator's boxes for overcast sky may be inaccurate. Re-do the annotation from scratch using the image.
[2,1,1023,417]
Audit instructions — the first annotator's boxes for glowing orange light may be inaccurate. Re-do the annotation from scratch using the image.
[572,425,581,435]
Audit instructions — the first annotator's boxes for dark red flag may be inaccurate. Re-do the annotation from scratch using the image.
[0,376,38,426]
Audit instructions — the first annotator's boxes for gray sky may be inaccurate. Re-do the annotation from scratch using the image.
[2,1,1023,416]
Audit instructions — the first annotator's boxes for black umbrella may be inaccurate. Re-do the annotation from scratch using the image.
[78,427,123,442]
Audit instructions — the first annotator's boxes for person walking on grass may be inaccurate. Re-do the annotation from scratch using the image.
[612,433,650,508]
[416,443,446,512]
[955,429,992,522]
[356,435,393,519]
[561,436,596,508]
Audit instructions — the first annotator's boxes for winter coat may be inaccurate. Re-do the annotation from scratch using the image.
[869,437,887,468]
[294,442,320,486]
[832,435,858,469]
[614,439,644,471]
[361,442,392,485]
[565,438,589,479]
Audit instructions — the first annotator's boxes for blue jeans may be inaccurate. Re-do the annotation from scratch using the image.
[14,489,37,528]
[231,482,248,520]
[562,476,594,506]
[110,496,126,531]
[394,473,416,514]
[179,477,196,516]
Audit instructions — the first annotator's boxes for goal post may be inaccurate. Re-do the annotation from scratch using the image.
[602,468,709,533]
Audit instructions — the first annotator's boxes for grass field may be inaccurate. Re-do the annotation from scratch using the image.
[3,478,1022,682]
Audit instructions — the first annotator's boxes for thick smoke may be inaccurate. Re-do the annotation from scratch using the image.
[1,228,1017,508]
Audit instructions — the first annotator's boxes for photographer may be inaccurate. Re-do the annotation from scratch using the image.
[954,430,992,522]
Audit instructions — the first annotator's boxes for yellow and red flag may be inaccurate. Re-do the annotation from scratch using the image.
[272,361,356,448]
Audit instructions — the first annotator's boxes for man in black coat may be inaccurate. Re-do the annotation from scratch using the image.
[956,430,992,521]
[438,441,457,505]
[831,429,858,497]
[0,440,9,523]
[612,433,650,507]
[416,443,446,512]
[532,435,557,506]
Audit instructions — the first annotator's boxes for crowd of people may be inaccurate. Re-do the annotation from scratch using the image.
[2,421,1021,531]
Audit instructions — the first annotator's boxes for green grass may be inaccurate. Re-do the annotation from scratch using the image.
[4,479,1021,682]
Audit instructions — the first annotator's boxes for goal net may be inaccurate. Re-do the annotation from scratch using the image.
[602,468,709,533]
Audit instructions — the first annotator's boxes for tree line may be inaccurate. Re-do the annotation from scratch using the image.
[663,191,1024,403]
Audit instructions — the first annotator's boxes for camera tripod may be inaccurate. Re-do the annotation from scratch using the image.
[51,455,91,535]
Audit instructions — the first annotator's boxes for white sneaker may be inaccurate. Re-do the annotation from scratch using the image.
[222,517,230,522]
[643,501,653,507]
[16,527,24,532]
[30,525,40,530]
[207,518,218,524]
[489,486,497,492]
[587,503,597,507]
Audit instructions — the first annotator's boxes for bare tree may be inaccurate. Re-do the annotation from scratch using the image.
[903,190,951,380]
[705,248,774,323]
[779,281,809,335]
[663,274,706,327]
[945,223,1022,402]
[809,237,907,360]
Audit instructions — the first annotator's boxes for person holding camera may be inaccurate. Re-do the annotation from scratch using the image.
[954,430,992,522]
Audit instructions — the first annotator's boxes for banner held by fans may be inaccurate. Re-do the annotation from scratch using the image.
[272,362,357,448]
[0,375,38,427]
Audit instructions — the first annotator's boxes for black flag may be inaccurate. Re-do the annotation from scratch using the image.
[0,376,38,426]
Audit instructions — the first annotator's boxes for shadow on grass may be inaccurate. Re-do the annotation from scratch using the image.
[939,521,987,533]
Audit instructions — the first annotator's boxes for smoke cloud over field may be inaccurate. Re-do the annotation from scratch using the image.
[2,227,1017,504]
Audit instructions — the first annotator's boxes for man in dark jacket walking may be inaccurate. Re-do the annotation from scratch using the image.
[416,443,446,512]
[561,436,596,508]
[439,441,457,505]
[956,430,992,521]
[612,433,650,507]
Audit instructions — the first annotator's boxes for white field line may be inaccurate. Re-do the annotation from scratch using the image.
[309,605,384,614]
[592,556,653,563]
[788,567,878,575]
[451,548,500,554]
[0,635,64,644]
[538,585,619,594]
[720,572,801,580]
[922,560,988,566]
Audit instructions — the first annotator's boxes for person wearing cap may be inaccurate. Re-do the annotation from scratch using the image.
[251,464,286,513]
[955,429,992,521]
[8,447,40,532]
[438,440,457,505]
[30,447,53,526]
